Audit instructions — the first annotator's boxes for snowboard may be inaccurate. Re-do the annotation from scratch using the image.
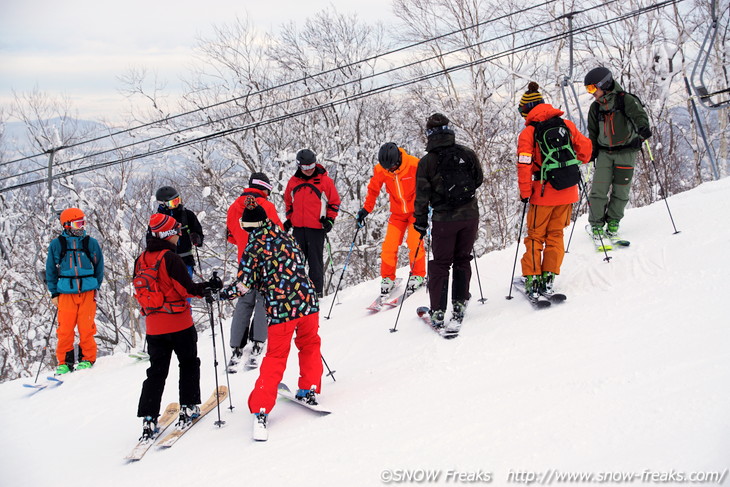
[156,386,229,448]
[277,383,331,415]
[366,278,403,312]
[125,402,180,461]
[511,278,552,309]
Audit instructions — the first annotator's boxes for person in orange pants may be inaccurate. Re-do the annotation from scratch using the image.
[516,83,591,298]
[46,208,104,374]
[356,143,426,297]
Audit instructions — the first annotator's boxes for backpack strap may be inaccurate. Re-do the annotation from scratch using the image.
[58,234,94,271]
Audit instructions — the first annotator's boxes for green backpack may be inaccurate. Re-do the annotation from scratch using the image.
[531,116,582,191]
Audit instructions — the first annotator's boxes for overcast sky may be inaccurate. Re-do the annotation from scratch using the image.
[0,0,393,123]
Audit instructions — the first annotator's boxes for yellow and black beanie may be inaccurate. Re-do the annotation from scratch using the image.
[518,81,544,118]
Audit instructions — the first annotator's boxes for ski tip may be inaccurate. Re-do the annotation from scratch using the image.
[278,383,291,393]
[416,306,430,316]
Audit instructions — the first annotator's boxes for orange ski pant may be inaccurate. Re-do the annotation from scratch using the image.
[248,312,323,414]
[380,214,426,280]
[520,204,572,276]
[56,290,98,364]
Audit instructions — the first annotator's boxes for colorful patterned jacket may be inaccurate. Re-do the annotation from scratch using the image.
[220,223,319,325]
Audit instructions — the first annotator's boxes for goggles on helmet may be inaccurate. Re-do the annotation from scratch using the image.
[66,219,86,229]
[160,195,182,209]
[298,162,316,171]
[585,84,599,94]
[157,222,182,239]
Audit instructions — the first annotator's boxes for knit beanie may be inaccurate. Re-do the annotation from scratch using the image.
[240,195,268,229]
[249,172,273,192]
[149,213,181,240]
[425,113,454,137]
[518,82,544,118]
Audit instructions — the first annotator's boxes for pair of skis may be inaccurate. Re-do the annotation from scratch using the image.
[125,385,228,462]
[226,348,262,374]
[585,224,630,252]
[367,278,425,312]
[511,277,567,309]
[416,307,464,339]
[23,375,63,393]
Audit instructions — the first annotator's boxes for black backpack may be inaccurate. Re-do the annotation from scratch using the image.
[531,117,582,191]
[436,146,478,207]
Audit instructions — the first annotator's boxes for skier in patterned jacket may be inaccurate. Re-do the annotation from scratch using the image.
[219,196,322,441]
[283,149,340,296]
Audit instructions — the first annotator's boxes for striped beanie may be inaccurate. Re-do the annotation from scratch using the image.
[518,82,544,118]
[249,172,273,192]
[149,213,181,240]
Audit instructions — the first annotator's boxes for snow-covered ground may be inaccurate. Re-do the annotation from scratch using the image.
[2,178,729,487]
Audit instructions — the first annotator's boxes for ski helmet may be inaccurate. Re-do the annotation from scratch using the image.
[378,143,402,171]
[584,67,614,91]
[155,186,181,208]
[59,207,85,227]
[296,149,317,170]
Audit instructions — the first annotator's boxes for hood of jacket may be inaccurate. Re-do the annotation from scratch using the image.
[524,103,565,125]
[425,131,456,152]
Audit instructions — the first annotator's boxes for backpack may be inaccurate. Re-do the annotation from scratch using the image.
[59,235,93,267]
[132,250,186,316]
[531,117,582,191]
[436,146,478,207]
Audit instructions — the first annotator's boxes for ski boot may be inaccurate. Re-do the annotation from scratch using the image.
[606,219,620,238]
[524,275,541,301]
[76,360,93,370]
[541,272,556,297]
[176,404,200,428]
[429,309,446,329]
[55,364,71,375]
[250,341,264,357]
[253,408,268,441]
[380,277,395,296]
[451,299,468,323]
[406,275,425,293]
[296,385,319,406]
[140,416,159,441]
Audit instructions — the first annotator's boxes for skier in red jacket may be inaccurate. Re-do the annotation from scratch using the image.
[283,149,341,296]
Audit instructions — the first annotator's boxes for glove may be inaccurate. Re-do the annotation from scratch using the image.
[190,232,203,247]
[356,208,369,225]
[320,217,334,233]
[207,274,223,291]
[413,220,428,237]
[590,146,599,163]
[283,219,292,232]
[521,197,530,204]
[203,286,216,303]
[638,126,652,140]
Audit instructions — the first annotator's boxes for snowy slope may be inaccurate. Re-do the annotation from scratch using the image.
[2,179,729,487]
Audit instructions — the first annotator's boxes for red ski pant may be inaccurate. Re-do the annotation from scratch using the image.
[248,312,323,414]
[56,290,98,364]
[380,213,426,280]
[520,204,572,276]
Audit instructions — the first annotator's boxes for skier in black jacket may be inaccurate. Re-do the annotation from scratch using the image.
[154,186,205,277]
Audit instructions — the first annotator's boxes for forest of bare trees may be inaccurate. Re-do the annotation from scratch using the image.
[0,0,727,381]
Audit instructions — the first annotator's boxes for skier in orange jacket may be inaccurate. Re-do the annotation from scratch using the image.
[356,143,426,296]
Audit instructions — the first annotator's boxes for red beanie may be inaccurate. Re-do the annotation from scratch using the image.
[149,213,180,239]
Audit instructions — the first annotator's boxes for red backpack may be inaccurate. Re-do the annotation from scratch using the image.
[133,250,185,316]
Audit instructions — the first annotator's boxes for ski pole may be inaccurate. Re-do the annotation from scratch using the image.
[324,224,362,319]
[390,234,425,333]
[324,234,337,294]
[33,309,57,383]
[472,247,487,304]
[205,289,225,427]
[578,178,612,263]
[564,178,587,254]
[321,353,336,382]
[216,298,235,412]
[506,201,528,300]
[643,140,681,234]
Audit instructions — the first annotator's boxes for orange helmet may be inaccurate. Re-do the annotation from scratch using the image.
[59,208,85,227]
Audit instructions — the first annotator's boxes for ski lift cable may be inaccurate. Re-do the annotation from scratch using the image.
[0,0,681,194]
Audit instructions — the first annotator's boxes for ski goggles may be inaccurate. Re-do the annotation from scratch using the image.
[585,84,599,94]
[160,195,182,209]
[298,162,316,171]
[66,219,86,229]
[157,223,182,239]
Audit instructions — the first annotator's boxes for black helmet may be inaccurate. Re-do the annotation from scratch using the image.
[155,186,179,202]
[584,67,613,90]
[378,143,402,171]
[296,149,317,168]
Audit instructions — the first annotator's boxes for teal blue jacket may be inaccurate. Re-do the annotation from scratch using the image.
[46,230,104,296]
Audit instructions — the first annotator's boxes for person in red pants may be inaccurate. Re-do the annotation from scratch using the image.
[356,143,426,297]
[46,208,104,374]
[218,196,322,441]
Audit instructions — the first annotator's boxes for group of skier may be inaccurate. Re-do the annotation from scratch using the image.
[44,65,651,442]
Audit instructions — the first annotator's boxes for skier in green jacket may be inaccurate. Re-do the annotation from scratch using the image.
[584,67,652,239]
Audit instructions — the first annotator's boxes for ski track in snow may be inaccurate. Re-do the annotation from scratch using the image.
[2,178,730,486]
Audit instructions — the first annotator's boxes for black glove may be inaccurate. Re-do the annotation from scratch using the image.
[190,232,203,247]
[638,126,652,140]
[321,217,334,233]
[521,197,530,204]
[590,146,599,163]
[356,208,369,225]
[413,220,428,237]
[283,219,292,232]
[207,274,223,291]
[203,286,216,303]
